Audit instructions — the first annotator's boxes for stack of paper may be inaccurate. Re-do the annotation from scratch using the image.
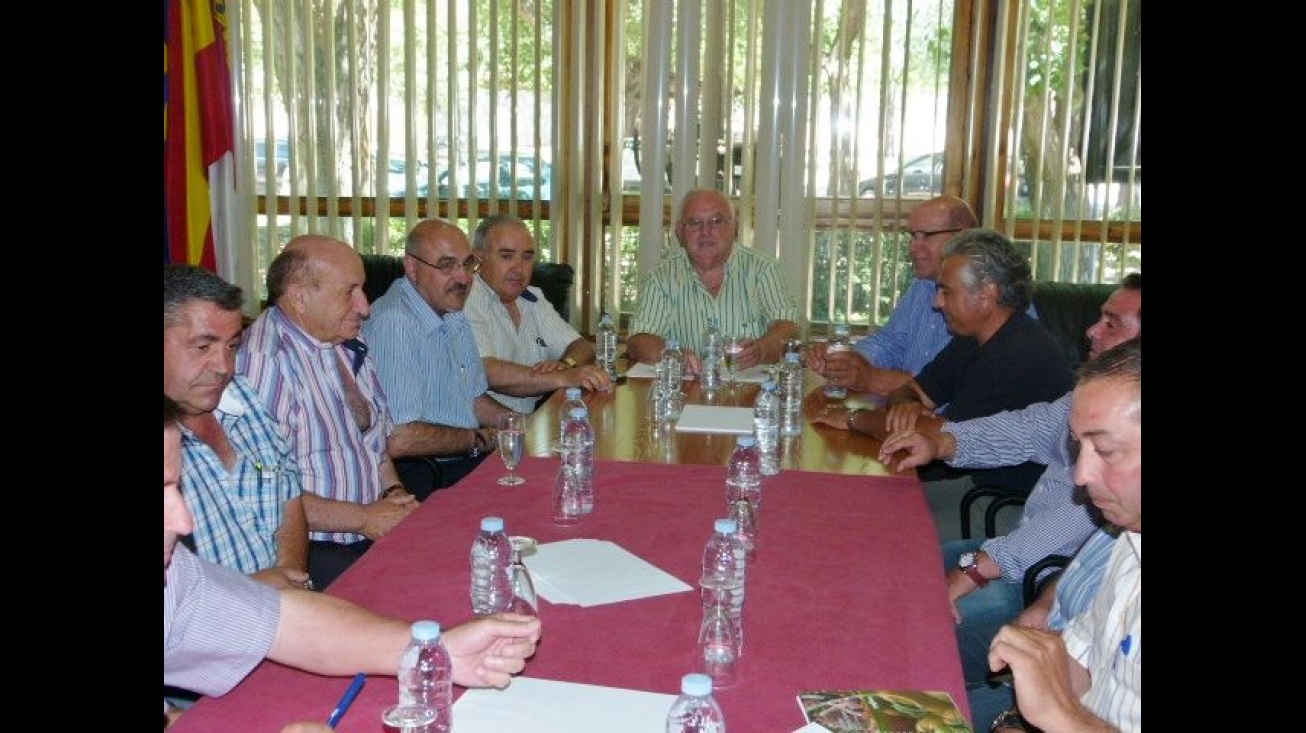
[453,677,675,732]
[524,538,692,607]
[673,405,756,435]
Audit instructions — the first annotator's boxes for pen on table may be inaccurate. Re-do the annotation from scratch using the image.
[325,672,367,728]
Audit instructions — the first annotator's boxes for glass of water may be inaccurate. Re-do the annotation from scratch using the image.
[496,413,525,486]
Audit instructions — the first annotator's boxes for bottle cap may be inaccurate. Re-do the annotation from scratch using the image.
[714,518,739,534]
[681,672,713,696]
[411,620,442,641]
[761,379,776,391]
[785,352,800,362]
[565,387,582,399]
[736,435,756,447]
[481,516,505,532]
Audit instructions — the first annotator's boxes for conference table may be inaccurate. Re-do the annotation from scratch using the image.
[172,378,970,732]
[527,370,895,475]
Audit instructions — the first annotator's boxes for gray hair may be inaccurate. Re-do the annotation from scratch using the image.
[471,213,526,252]
[164,264,244,328]
[943,228,1032,311]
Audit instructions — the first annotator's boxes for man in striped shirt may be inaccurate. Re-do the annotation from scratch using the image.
[239,236,418,588]
[627,188,800,374]
[464,214,614,414]
[988,340,1141,732]
[362,218,521,497]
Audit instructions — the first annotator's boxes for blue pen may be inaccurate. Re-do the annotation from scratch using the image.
[325,672,367,728]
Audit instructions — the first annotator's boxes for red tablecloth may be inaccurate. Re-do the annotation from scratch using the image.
[171,456,969,732]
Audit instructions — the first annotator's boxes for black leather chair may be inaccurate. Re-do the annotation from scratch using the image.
[359,253,574,320]
[1022,553,1072,606]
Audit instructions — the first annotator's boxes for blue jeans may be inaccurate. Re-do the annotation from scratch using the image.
[940,540,1025,687]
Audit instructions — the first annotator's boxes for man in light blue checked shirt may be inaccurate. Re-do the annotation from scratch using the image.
[627,188,800,375]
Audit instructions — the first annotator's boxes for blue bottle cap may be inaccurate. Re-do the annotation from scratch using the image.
[681,672,713,696]
[736,435,756,447]
[481,516,505,532]
[411,620,442,641]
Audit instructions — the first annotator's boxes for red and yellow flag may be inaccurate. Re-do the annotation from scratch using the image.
[164,0,233,270]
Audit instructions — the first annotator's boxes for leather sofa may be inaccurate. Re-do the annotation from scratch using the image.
[359,253,574,320]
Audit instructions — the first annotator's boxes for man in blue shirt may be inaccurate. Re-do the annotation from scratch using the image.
[362,218,520,497]
[808,195,977,395]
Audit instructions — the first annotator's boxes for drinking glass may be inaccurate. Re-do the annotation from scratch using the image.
[723,334,745,387]
[381,704,437,733]
[496,413,525,486]
[508,535,539,615]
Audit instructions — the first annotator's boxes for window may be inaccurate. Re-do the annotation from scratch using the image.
[229,0,1139,329]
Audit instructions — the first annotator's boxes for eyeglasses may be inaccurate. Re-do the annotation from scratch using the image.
[679,215,733,233]
[408,252,482,275]
[907,227,964,240]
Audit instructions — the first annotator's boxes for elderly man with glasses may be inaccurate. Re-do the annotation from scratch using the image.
[628,187,800,374]
[362,218,522,497]
[807,194,982,397]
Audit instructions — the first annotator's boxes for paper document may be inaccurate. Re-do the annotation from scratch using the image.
[524,538,692,607]
[454,677,676,733]
[625,361,773,384]
[674,405,756,435]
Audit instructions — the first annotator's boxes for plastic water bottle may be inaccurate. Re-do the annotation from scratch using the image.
[662,339,686,392]
[701,518,747,657]
[822,322,852,400]
[559,387,586,444]
[778,352,805,436]
[561,406,596,514]
[700,354,723,392]
[397,620,453,733]
[701,317,723,365]
[728,499,757,563]
[666,673,727,733]
[597,312,618,378]
[724,435,762,510]
[752,380,780,476]
[469,517,513,615]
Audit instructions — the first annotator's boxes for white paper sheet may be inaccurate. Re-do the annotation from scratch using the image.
[673,405,756,435]
[453,677,676,733]
[523,538,693,607]
[625,361,774,384]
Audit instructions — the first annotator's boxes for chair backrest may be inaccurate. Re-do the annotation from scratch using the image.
[1030,282,1116,370]
[359,254,573,321]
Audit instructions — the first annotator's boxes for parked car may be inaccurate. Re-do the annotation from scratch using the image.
[254,139,289,193]
[385,157,430,197]
[436,153,552,199]
[857,152,943,198]
[857,151,1031,200]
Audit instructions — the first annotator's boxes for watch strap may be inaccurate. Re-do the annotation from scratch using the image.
[961,556,990,588]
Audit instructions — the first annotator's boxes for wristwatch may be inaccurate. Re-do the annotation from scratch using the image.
[958,551,990,588]
[845,407,866,430]
[562,356,579,368]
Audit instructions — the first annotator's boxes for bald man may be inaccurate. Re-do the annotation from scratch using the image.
[628,187,800,375]
[362,218,520,497]
[238,235,417,587]
[808,195,979,396]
